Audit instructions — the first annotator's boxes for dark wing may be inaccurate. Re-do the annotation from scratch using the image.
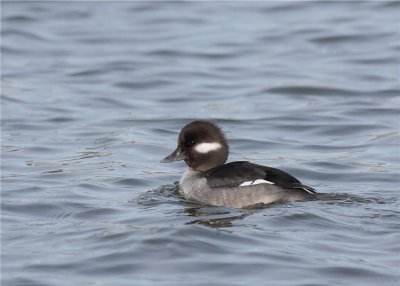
[204,161,316,195]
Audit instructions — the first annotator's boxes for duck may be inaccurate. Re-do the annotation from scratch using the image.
[161,120,316,208]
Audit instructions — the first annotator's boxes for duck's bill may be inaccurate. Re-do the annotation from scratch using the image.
[161,147,185,163]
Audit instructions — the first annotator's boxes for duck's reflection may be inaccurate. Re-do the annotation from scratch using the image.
[179,205,262,227]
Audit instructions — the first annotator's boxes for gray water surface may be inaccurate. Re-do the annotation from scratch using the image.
[2,2,400,286]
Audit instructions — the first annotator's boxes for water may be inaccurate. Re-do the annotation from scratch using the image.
[1,1,399,285]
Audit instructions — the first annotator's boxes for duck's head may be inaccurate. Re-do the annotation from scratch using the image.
[161,121,229,171]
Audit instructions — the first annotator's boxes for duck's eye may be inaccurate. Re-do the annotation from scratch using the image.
[187,140,195,147]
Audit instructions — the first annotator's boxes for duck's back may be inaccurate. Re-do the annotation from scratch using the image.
[179,161,316,208]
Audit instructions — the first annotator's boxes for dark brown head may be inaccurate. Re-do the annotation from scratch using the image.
[161,121,229,171]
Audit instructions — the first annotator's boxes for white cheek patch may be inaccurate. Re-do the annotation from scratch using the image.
[239,179,275,187]
[194,142,222,153]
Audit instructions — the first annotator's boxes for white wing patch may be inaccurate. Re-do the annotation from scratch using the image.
[239,179,275,187]
[194,142,222,153]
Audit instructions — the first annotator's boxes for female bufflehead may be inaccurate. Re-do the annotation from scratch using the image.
[161,121,316,208]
